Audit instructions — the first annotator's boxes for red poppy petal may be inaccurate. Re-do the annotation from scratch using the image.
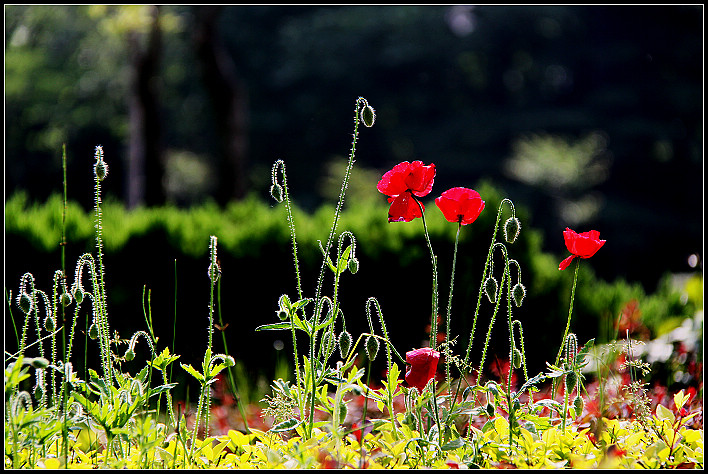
[559,254,576,271]
[388,192,423,222]
[377,162,410,196]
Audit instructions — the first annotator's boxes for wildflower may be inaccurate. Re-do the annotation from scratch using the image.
[558,228,606,270]
[434,187,485,225]
[377,161,435,222]
[405,347,440,392]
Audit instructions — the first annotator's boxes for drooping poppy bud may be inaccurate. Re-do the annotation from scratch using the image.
[44,316,56,332]
[565,372,578,394]
[17,293,33,315]
[573,395,584,417]
[512,283,526,307]
[88,323,99,340]
[338,330,352,359]
[73,287,84,305]
[124,349,135,361]
[484,277,498,304]
[360,104,376,128]
[270,183,284,203]
[61,292,72,307]
[504,217,521,244]
[512,348,523,369]
[365,336,379,361]
[348,257,359,274]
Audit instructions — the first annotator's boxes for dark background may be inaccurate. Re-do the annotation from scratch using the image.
[5,5,703,398]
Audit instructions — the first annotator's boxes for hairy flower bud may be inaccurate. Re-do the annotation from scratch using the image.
[73,287,84,305]
[573,395,584,417]
[94,146,108,181]
[348,257,359,274]
[29,357,50,369]
[61,292,73,307]
[486,402,495,417]
[512,348,523,369]
[484,277,498,304]
[44,316,55,332]
[88,323,99,340]
[338,330,352,359]
[270,183,283,203]
[17,293,33,315]
[360,104,376,127]
[124,349,135,362]
[565,372,578,395]
[504,217,521,244]
[365,336,379,361]
[512,283,526,307]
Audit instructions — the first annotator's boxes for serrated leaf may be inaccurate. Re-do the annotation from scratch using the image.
[181,363,204,383]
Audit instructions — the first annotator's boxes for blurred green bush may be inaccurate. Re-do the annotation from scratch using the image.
[5,186,699,382]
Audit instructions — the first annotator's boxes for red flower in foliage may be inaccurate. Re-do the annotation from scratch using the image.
[435,187,485,225]
[405,347,440,392]
[559,228,606,270]
[377,161,435,222]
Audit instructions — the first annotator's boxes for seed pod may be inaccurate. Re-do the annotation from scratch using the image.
[88,323,99,340]
[484,277,498,304]
[360,104,376,127]
[17,293,33,315]
[503,217,521,244]
[512,283,526,307]
[512,348,523,369]
[270,183,283,203]
[365,335,379,361]
[338,330,352,359]
[573,395,584,417]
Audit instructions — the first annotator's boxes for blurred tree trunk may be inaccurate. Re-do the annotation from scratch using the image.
[192,5,249,203]
[127,5,164,208]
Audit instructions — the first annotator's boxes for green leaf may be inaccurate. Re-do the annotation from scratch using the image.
[180,363,204,383]
[656,404,675,423]
[270,418,301,432]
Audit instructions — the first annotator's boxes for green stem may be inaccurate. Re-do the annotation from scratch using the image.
[445,223,461,405]
[553,258,580,397]
[216,278,251,433]
[412,196,439,350]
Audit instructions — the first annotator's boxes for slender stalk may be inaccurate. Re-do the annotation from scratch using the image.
[216,278,251,433]
[412,196,439,349]
[444,223,461,400]
[555,258,580,367]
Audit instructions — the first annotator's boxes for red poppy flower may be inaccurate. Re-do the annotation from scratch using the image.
[377,161,435,222]
[558,228,606,270]
[405,347,440,392]
[435,187,485,225]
